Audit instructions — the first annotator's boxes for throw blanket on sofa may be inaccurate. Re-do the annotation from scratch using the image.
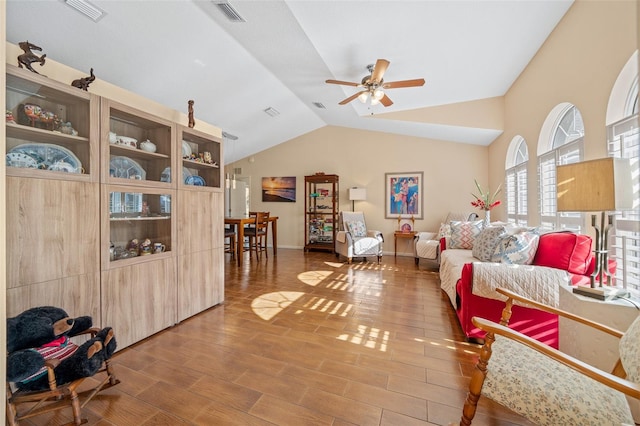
[471,262,570,308]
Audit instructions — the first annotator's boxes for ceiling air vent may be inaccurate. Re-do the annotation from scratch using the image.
[312,102,326,109]
[263,107,280,117]
[63,0,105,22]
[222,131,238,140]
[212,1,246,23]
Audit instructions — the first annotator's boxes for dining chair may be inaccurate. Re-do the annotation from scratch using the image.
[224,224,236,259]
[245,211,269,260]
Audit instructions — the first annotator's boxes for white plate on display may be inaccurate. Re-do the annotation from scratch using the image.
[10,143,83,173]
[6,152,38,168]
[109,156,146,180]
[182,141,192,158]
[160,167,191,183]
[48,160,77,173]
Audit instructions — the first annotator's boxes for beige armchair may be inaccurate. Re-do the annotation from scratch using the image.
[460,287,640,426]
[335,211,384,264]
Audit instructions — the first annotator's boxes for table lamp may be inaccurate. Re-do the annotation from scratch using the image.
[348,187,367,211]
[556,157,633,299]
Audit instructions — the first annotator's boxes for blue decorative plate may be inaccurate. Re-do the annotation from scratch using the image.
[185,175,206,186]
[161,167,191,183]
[109,156,146,180]
[10,143,83,173]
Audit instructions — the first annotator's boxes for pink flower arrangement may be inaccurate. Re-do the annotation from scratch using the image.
[471,179,501,211]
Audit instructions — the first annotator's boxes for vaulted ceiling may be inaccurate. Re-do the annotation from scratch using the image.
[6,0,573,163]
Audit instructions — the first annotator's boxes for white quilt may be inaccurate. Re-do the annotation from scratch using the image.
[471,262,570,308]
[439,249,476,307]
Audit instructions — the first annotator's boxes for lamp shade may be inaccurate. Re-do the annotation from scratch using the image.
[556,158,633,212]
[348,187,367,201]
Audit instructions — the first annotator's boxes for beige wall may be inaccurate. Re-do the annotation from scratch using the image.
[231,0,638,252]
[489,0,638,225]
[230,125,487,251]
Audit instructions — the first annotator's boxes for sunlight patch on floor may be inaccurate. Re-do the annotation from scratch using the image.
[302,296,353,317]
[251,291,305,320]
[324,261,344,268]
[297,270,334,286]
[337,324,390,352]
[428,338,479,355]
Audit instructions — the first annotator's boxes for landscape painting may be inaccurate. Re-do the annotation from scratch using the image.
[262,176,296,202]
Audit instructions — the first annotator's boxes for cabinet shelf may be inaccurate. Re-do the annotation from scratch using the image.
[304,174,339,253]
[182,159,220,169]
[7,122,90,145]
[110,215,171,221]
[110,144,170,160]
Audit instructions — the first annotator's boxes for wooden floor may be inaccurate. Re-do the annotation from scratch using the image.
[20,249,533,425]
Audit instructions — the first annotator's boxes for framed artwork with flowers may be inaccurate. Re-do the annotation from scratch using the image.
[385,172,423,219]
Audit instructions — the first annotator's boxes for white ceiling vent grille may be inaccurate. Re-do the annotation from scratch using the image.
[63,0,105,22]
[264,107,280,117]
[222,131,238,140]
[213,1,246,23]
[312,102,326,109]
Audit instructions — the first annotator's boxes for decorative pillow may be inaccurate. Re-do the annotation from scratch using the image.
[437,222,451,240]
[532,232,592,275]
[448,220,483,250]
[346,220,367,237]
[495,230,540,265]
[472,225,507,262]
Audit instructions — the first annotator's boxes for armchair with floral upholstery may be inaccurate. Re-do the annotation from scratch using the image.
[460,287,640,426]
[335,211,384,264]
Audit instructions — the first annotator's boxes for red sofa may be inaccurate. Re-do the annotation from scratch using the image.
[443,232,616,349]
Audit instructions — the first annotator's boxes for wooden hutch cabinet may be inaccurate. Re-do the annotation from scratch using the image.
[5,64,224,350]
[304,173,339,253]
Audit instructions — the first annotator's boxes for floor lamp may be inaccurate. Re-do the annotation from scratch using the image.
[556,157,633,300]
[349,187,367,211]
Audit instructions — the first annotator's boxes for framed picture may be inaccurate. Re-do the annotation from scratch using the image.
[262,176,296,202]
[385,172,423,219]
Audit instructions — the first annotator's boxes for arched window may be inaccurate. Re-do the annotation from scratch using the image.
[505,136,528,225]
[537,103,584,230]
[606,50,639,292]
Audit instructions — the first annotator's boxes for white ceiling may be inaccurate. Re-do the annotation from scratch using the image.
[6,0,573,163]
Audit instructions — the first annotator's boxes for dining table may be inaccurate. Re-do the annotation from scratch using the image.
[224,215,279,266]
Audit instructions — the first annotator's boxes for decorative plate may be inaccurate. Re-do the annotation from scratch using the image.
[185,175,206,186]
[109,156,146,180]
[6,152,38,168]
[48,160,77,173]
[182,141,192,158]
[10,143,83,173]
[160,167,191,183]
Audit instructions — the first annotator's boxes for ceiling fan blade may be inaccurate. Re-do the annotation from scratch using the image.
[370,59,390,83]
[383,78,426,89]
[379,94,393,107]
[339,91,366,105]
[326,79,359,87]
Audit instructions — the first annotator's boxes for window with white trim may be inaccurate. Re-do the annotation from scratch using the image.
[505,136,528,225]
[537,104,584,230]
[608,93,639,292]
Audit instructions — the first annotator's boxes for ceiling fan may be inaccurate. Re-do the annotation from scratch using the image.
[326,59,425,107]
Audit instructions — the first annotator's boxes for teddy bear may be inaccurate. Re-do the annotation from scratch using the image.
[7,306,117,392]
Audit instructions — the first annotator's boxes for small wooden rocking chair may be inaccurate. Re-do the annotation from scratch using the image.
[6,328,120,426]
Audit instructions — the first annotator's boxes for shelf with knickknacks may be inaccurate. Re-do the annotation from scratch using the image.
[6,63,99,181]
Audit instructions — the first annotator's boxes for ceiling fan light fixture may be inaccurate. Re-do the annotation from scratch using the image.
[373,89,385,100]
[358,92,369,103]
[370,97,380,106]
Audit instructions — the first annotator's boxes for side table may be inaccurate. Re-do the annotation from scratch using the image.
[394,231,416,257]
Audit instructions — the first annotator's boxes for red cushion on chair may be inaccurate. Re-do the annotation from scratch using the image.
[532,232,592,275]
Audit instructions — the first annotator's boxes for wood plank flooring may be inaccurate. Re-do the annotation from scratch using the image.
[20,250,533,425]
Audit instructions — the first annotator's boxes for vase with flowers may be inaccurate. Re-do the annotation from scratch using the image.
[471,179,501,227]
